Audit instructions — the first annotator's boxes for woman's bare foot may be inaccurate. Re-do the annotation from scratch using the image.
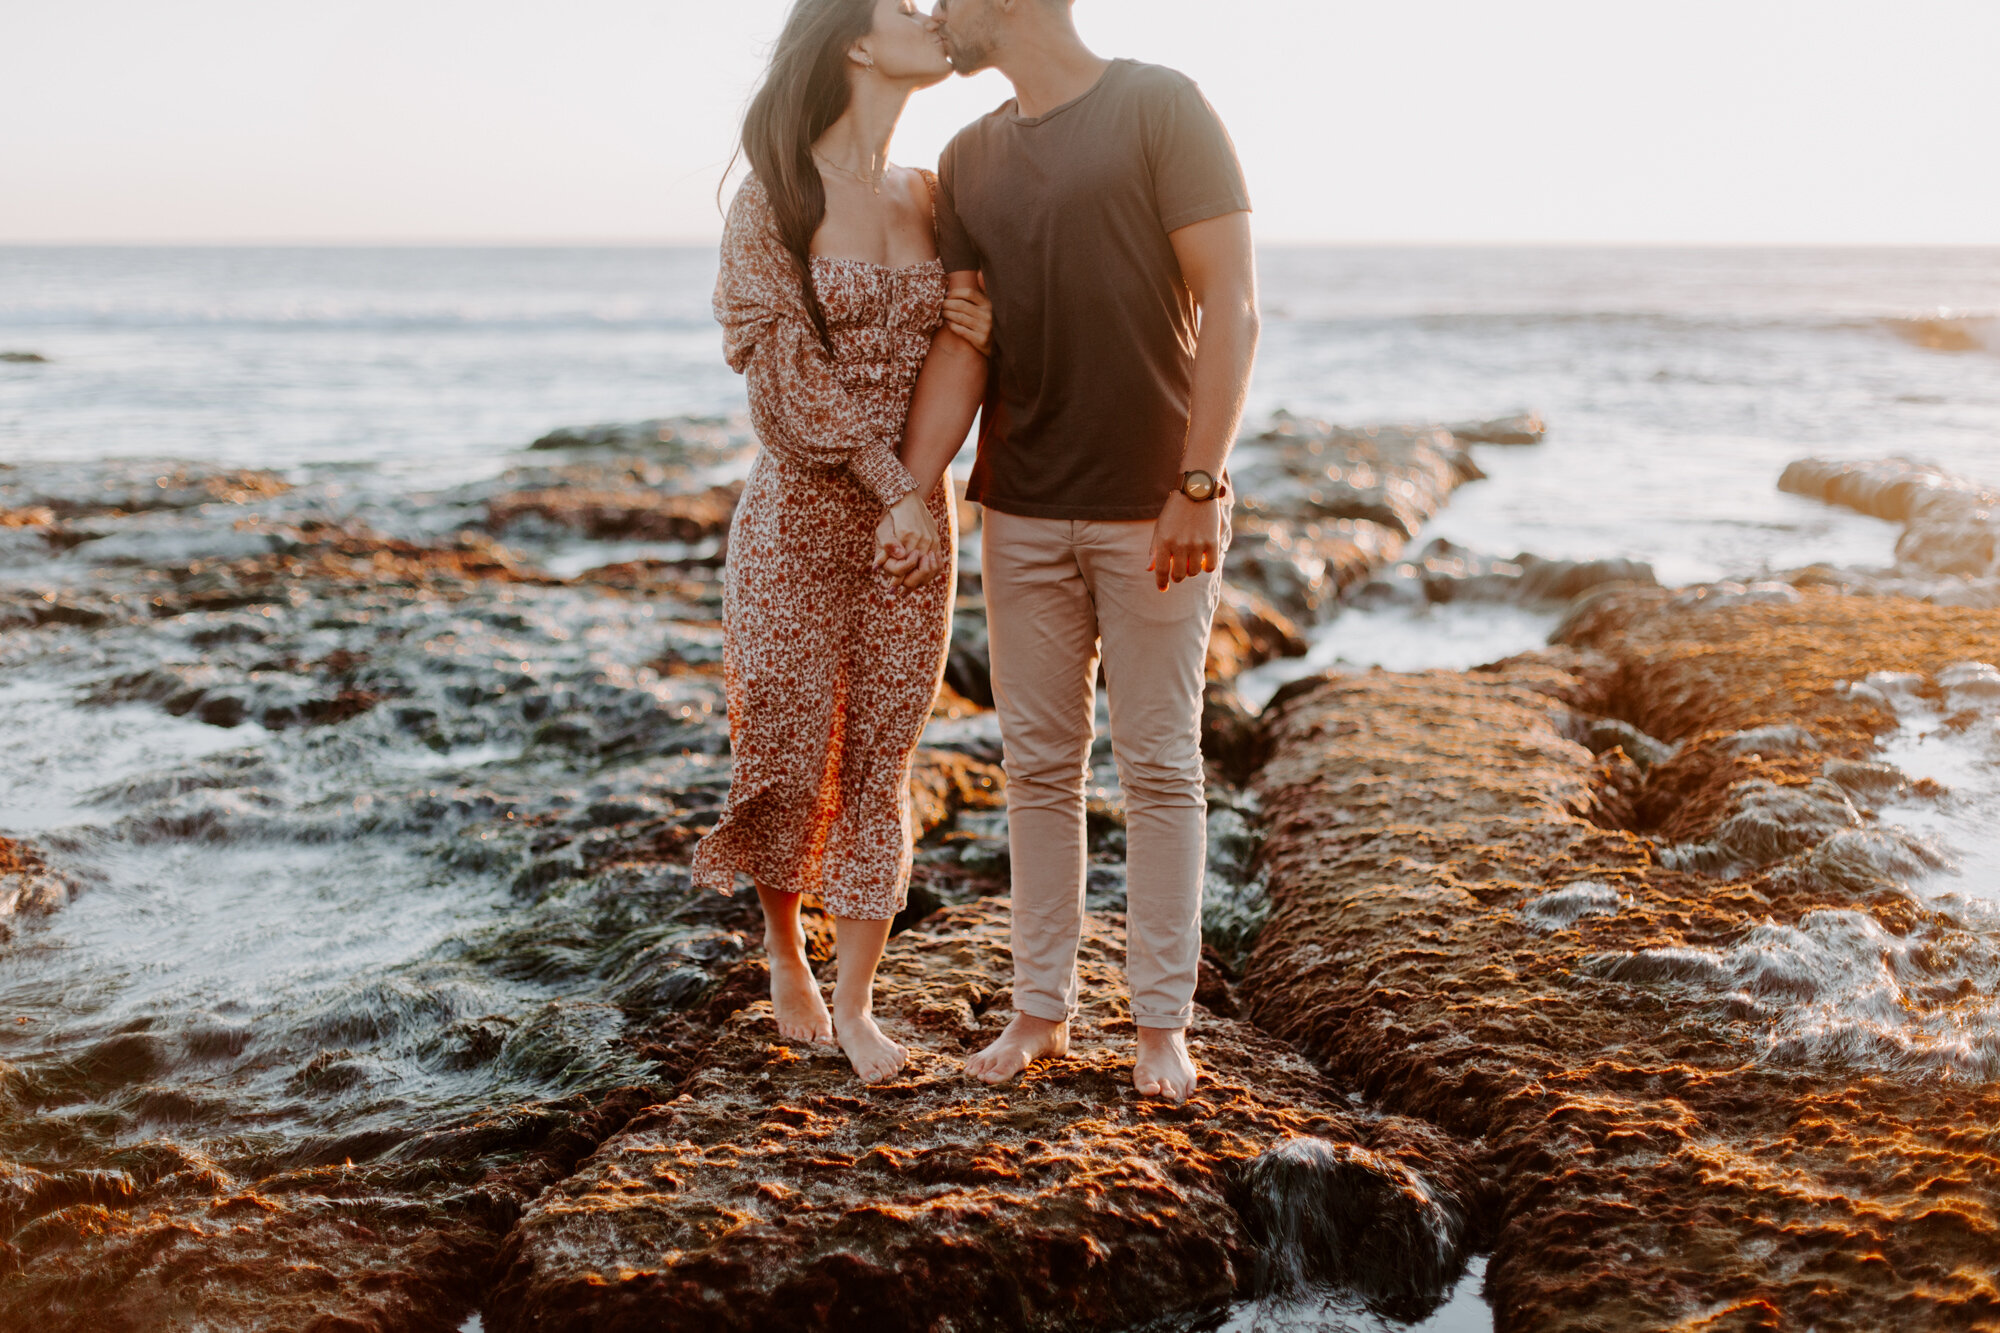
[834,1006,909,1084]
[1133,1026,1198,1102]
[965,1012,1069,1085]
[768,946,833,1044]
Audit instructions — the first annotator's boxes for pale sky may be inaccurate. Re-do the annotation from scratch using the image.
[3,1,1997,245]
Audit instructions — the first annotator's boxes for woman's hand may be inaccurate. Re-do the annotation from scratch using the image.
[872,489,945,591]
[943,283,995,358]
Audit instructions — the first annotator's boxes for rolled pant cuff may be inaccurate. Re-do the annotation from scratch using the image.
[1013,996,1075,1024]
[1133,1012,1194,1031]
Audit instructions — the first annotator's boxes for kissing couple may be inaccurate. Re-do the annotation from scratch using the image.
[690,0,1258,1104]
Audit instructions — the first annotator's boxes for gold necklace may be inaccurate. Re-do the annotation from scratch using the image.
[813,151,888,195]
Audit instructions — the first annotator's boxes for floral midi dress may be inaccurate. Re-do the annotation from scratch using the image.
[690,173,956,921]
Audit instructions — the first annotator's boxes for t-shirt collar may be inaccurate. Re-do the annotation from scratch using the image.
[1005,58,1123,127]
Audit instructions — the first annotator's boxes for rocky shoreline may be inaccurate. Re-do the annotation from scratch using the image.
[1250,590,2000,1330]
[1,419,1996,1331]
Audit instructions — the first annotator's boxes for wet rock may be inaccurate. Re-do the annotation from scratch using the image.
[1223,418,1505,620]
[1781,456,2000,580]
[486,899,1477,1333]
[529,416,755,467]
[1242,1136,1472,1319]
[943,597,994,708]
[486,483,741,544]
[1658,777,1863,875]
[1517,879,1625,933]
[1201,681,1262,785]
[1779,456,1971,524]
[0,1103,642,1333]
[1513,553,1657,603]
[0,462,289,521]
[1445,412,1546,446]
[0,351,49,364]
[1206,583,1307,680]
[0,837,70,929]
[1941,658,2000,707]
[1199,795,1270,969]
[1568,715,1677,772]
[1881,314,1994,353]
[1242,588,2000,1331]
[1383,541,1657,609]
[1820,757,1912,799]
[1766,826,1953,899]
[907,747,1007,839]
[1721,723,1821,758]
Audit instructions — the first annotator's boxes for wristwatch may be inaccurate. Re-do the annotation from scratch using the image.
[1178,469,1223,502]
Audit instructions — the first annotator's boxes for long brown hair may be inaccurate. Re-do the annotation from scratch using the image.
[733,0,877,356]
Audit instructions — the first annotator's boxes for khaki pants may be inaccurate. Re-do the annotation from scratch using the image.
[982,508,1224,1031]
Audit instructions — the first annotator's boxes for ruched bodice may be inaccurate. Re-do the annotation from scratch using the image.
[812,255,947,442]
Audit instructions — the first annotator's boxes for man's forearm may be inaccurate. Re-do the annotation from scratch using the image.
[1181,295,1260,480]
[899,329,989,497]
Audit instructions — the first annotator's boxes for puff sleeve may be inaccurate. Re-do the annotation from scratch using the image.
[714,177,918,505]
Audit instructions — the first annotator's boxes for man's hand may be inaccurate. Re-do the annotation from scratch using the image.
[943,281,995,358]
[1148,492,1222,591]
[872,490,945,591]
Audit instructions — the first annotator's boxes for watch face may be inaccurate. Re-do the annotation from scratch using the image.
[1183,471,1216,501]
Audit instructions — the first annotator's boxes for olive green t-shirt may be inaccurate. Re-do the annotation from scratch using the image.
[935,60,1251,521]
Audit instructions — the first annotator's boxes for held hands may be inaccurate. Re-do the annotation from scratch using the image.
[873,489,945,591]
[1148,492,1223,591]
[943,283,995,358]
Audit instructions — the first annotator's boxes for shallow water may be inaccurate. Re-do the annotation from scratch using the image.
[1214,1257,1490,1333]
[1234,602,1563,711]
[0,516,738,1183]
[1870,668,2000,905]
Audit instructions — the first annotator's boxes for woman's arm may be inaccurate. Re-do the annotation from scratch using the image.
[714,180,920,507]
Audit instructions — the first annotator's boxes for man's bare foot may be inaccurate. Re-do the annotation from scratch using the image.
[1133,1026,1198,1102]
[965,1012,1070,1085]
[768,947,833,1044]
[833,1007,909,1084]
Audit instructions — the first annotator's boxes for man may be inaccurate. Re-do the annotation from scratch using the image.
[928,0,1260,1102]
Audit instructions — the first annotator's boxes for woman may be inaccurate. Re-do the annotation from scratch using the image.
[691,0,993,1084]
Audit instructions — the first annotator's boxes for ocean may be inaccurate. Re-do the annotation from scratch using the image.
[7,242,1996,684]
[5,243,1997,595]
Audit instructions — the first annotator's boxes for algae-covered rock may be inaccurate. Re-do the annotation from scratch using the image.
[488,900,1477,1333]
[1243,590,2000,1332]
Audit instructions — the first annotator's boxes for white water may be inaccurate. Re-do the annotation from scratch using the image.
[1218,1257,1491,1333]
[1870,665,2000,905]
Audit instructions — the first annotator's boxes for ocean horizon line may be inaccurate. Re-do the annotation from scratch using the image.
[4,237,1999,253]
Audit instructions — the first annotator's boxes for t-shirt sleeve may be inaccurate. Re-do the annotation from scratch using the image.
[1148,76,1252,234]
[934,139,983,274]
